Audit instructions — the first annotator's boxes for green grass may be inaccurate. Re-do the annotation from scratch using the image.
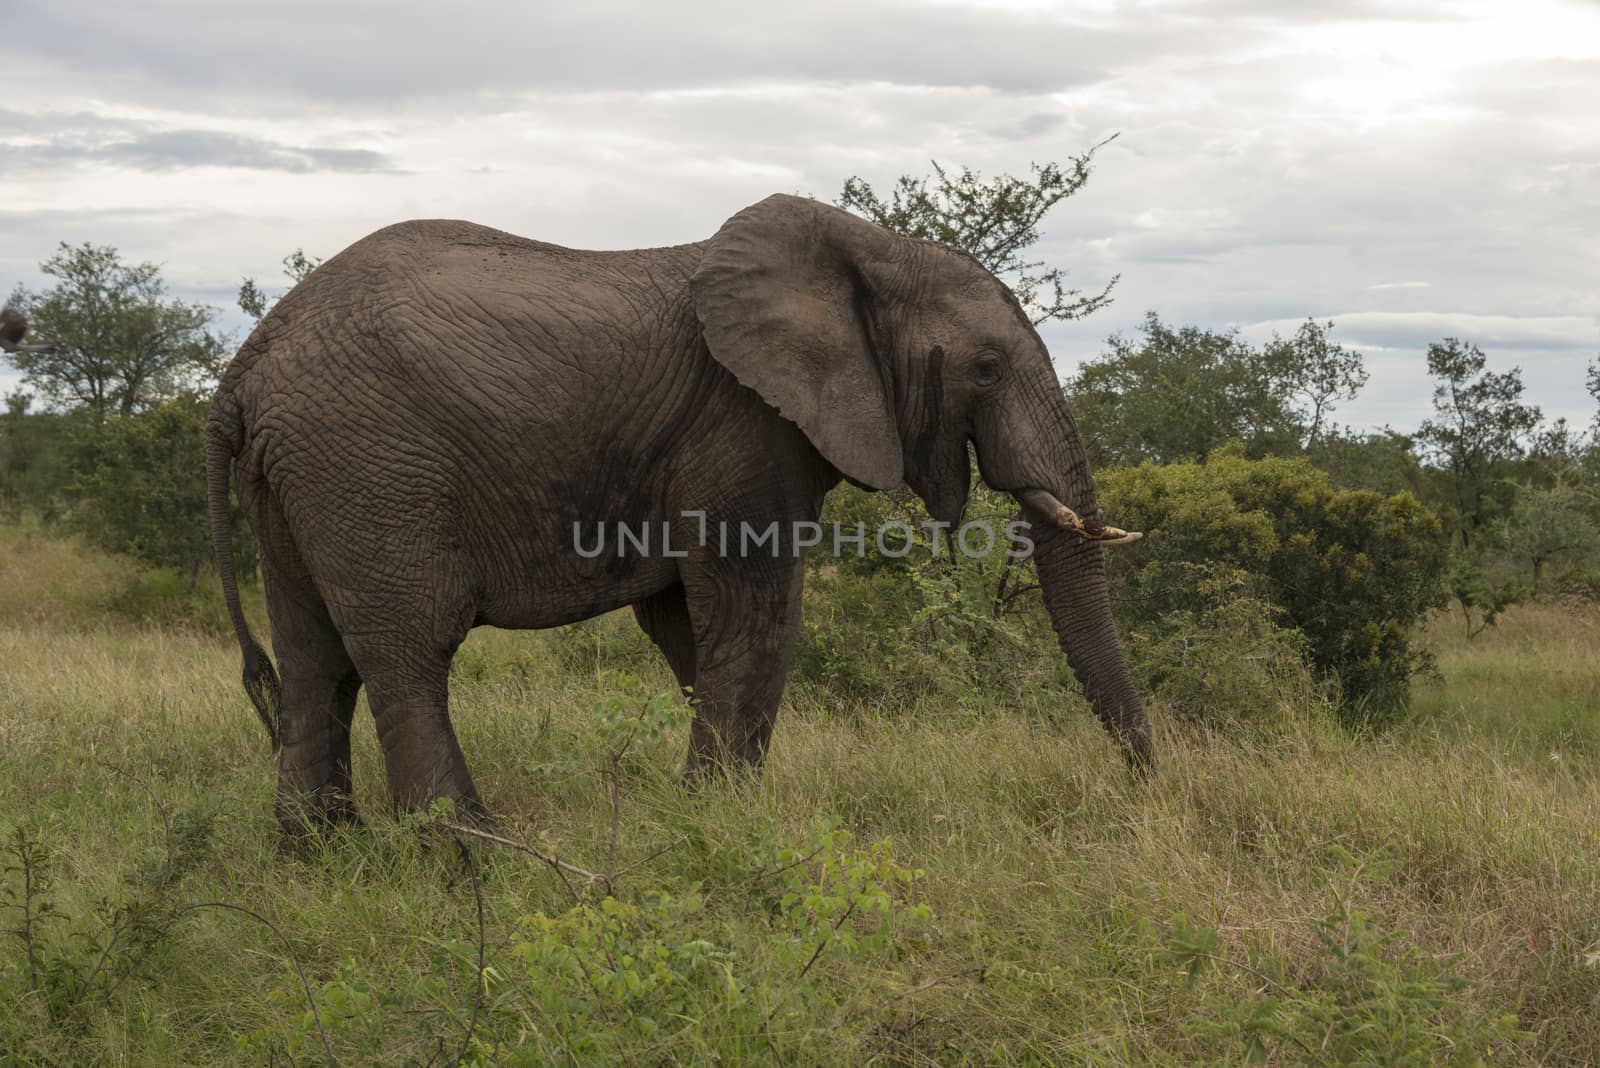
[1409,601,1600,758]
[2,524,1597,1064]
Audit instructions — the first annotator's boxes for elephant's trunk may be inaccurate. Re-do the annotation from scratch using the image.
[969,340,1151,768]
[1030,514,1153,770]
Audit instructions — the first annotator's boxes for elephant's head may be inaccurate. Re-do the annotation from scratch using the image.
[690,194,1153,769]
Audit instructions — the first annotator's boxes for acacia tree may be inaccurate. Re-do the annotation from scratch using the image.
[1415,339,1541,548]
[238,249,322,322]
[836,143,1117,325]
[4,243,226,422]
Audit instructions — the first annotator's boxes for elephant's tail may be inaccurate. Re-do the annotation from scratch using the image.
[206,392,281,749]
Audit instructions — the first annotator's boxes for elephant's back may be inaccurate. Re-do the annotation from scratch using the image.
[238,218,702,399]
[226,216,719,516]
[331,217,704,296]
[342,218,578,278]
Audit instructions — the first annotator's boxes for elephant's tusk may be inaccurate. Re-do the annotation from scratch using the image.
[1018,488,1143,545]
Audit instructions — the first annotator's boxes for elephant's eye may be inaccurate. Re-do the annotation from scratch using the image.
[972,355,1003,386]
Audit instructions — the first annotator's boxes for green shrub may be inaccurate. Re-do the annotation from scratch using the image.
[796,482,1067,713]
[256,818,930,1065]
[797,456,1446,731]
[1099,448,1449,725]
[1125,566,1331,733]
[97,567,235,634]
[66,395,219,584]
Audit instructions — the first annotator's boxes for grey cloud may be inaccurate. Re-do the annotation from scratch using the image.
[1191,0,1459,20]
[0,205,321,296]
[3,116,398,174]
[98,130,395,173]
[0,108,145,137]
[0,0,1248,107]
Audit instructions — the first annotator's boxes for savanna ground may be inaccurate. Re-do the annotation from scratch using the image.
[1,519,1597,1065]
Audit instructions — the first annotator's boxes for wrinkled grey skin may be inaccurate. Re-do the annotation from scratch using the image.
[207,194,1151,833]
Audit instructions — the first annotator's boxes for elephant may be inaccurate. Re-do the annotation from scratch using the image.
[205,193,1151,834]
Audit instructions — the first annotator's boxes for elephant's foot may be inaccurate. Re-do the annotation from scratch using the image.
[275,787,362,842]
[681,743,765,792]
[394,789,495,831]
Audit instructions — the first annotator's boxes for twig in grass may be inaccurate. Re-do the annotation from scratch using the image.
[164,901,338,1068]
[795,899,858,984]
[748,844,826,887]
[606,752,623,893]
[566,943,641,1068]
[609,836,688,882]
[441,821,597,902]
[859,964,989,1014]
[1180,950,1289,997]
[449,839,487,1068]
[4,829,46,995]
[762,897,862,1043]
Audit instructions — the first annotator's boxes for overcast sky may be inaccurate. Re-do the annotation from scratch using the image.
[3,0,1596,432]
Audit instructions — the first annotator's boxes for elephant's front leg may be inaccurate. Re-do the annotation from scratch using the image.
[680,555,806,779]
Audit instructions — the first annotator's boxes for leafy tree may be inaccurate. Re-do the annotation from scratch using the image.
[238,249,322,322]
[1306,428,1425,498]
[1067,315,1369,468]
[1260,318,1369,448]
[1415,339,1541,548]
[1067,314,1300,467]
[66,393,224,586]
[836,144,1117,325]
[3,243,226,422]
[1589,358,1600,432]
[1586,358,1600,472]
[1490,473,1600,597]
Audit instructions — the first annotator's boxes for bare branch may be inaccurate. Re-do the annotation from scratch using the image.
[441,821,600,901]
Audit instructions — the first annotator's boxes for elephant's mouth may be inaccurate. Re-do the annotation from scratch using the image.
[1015,488,1142,545]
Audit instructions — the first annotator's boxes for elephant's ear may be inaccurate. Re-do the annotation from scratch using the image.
[690,194,904,490]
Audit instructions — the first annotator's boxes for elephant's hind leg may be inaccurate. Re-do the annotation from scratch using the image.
[326,584,486,821]
[264,568,362,834]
